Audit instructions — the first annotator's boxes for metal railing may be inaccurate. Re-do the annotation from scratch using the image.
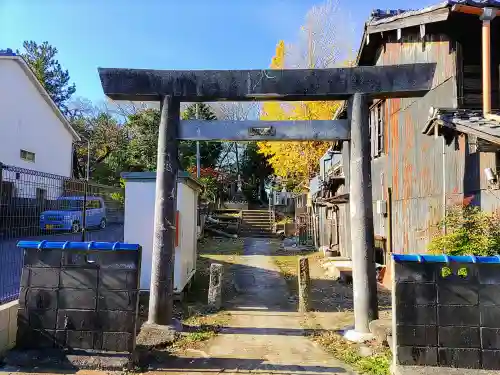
[0,163,125,304]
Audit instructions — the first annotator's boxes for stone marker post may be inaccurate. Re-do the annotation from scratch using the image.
[298,256,310,312]
[208,263,224,310]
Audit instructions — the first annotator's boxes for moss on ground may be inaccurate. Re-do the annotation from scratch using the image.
[309,329,391,375]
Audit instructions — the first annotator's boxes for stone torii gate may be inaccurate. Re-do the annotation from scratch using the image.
[99,63,435,339]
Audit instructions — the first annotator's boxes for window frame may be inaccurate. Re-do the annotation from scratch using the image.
[87,200,101,209]
[369,100,385,159]
[20,149,36,163]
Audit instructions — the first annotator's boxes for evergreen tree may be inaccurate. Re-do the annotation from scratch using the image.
[180,103,222,170]
[241,142,273,202]
[125,104,222,172]
[18,41,76,114]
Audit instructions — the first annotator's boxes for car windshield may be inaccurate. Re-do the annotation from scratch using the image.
[56,199,84,211]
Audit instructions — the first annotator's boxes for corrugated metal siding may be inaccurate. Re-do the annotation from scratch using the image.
[339,204,352,258]
[478,153,500,214]
[320,31,500,257]
[372,31,460,254]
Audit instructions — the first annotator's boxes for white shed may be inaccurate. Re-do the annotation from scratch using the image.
[121,171,202,294]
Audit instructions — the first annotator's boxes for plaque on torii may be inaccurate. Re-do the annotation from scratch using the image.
[99,63,436,339]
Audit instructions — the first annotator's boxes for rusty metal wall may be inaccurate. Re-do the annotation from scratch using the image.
[371,31,462,254]
[338,204,352,258]
[475,152,500,214]
[317,206,331,248]
[325,31,500,256]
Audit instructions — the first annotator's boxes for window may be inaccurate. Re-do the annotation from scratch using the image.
[87,200,101,209]
[20,149,35,162]
[58,199,84,211]
[369,101,385,158]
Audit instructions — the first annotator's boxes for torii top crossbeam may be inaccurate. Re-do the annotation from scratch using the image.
[98,63,436,102]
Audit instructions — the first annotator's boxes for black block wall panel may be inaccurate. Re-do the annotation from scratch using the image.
[394,256,500,370]
[16,243,141,354]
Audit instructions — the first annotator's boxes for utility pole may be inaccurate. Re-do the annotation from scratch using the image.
[196,103,201,178]
[346,93,378,341]
[235,143,240,191]
[147,95,180,337]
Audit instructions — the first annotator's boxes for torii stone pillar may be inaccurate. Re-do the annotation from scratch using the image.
[345,93,379,342]
[146,95,180,335]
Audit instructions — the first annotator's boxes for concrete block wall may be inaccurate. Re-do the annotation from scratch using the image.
[393,257,500,370]
[0,300,18,355]
[17,245,141,352]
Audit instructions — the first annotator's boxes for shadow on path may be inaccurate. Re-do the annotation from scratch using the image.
[182,325,327,337]
[141,354,349,374]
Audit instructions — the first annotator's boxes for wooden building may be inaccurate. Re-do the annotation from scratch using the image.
[323,1,500,267]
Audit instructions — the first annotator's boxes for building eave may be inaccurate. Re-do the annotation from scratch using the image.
[120,171,203,191]
[423,107,500,150]
[366,2,451,34]
[0,54,81,142]
[333,1,500,121]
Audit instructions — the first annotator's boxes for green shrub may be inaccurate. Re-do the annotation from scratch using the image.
[110,178,125,205]
[428,203,500,256]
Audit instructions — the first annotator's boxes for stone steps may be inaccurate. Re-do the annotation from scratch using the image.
[240,223,273,229]
[240,210,274,237]
[241,218,272,223]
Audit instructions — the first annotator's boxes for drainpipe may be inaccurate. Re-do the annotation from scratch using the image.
[442,137,447,236]
[480,8,496,116]
[451,5,498,114]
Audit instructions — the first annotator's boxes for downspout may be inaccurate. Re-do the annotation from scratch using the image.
[481,8,496,116]
[442,136,447,235]
[434,118,447,235]
[452,5,498,114]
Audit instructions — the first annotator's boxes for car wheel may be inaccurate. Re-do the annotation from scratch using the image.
[71,222,81,233]
[99,218,107,229]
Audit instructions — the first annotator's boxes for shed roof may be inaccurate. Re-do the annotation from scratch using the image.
[0,50,80,141]
[333,0,500,120]
[120,171,203,191]
[423,108,500,149]
[364,1,500,32]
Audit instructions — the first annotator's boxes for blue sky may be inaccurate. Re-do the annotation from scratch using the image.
[0,0,432,103]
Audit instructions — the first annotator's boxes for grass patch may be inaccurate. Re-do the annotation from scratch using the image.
[173,305,231,349]
[271,249,312,296]
[198,237,245,257]
[175,238,238,347]
[310,330,391,375]
[185,237,245,304]
[152,237,243,350]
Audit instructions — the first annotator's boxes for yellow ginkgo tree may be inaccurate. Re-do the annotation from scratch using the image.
[258,0,356,190]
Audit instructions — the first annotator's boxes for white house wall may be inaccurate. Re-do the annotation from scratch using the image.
[178,182,197,291]
[0,59,73,199]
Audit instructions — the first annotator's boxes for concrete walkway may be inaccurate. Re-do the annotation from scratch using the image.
[147,238,355,375]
